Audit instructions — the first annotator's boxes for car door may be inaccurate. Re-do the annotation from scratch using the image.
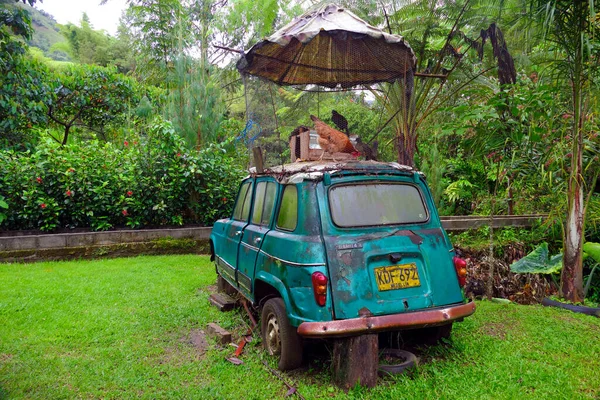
[236,178,278,297]
[217,179,253,286]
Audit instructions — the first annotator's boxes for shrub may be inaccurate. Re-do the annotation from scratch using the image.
[0,118,245,231]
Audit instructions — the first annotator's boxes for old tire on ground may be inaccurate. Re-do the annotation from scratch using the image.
[421,323,453,345]
[378,349,417,377]
[261,297,303,371]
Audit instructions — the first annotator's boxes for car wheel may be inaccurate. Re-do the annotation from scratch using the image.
[261,297,303,371]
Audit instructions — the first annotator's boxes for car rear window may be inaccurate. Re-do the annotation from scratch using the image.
[329,183,428,227]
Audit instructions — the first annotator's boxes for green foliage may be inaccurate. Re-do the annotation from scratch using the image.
[15,2,67,59]
[583,242,600,265]
[165,57,224,148]
[0,194,8,224]
[0,55,51,149]
[219,0,285,49]
[0,118,245,231]
[59,14,131,71]
[583,242,600,301]
[444,179,474,204]
[510,242,563,274]
[46,64,140,144]
[124,0,186,83]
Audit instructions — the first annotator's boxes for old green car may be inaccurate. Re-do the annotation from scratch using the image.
[210,160,475,370]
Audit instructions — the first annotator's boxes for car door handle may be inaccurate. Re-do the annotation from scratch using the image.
[234,231,242,236]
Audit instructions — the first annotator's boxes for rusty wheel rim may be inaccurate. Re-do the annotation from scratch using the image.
[265,312,281,356]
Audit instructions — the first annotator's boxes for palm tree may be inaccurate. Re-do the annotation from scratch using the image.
[527,0,598,302]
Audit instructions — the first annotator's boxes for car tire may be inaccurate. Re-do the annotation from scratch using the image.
[261,297,303,371]
[378,349,418,377]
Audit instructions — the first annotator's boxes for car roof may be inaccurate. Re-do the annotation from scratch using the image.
[248,160,420,184]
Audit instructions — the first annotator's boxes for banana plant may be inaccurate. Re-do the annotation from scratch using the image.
[583,242,600,299]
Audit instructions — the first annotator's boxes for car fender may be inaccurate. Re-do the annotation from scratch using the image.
[254,271,293,308]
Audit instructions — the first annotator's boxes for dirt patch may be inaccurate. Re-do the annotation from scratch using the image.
[158,330,210,366]
[204,284,218,294]
[188,329,210,355]
[0,354,14,362]
[479,322,507,340]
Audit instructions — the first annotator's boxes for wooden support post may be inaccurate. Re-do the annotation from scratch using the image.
[253,147,264,173]
[332,334,378,389]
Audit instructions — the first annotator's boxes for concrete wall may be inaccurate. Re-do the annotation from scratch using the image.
[0,215,545,263]
[0,227,212,263]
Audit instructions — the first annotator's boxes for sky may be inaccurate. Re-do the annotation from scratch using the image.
[35,0,126,36]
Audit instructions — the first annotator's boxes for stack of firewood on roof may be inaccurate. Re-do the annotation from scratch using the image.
[289,110,378,162]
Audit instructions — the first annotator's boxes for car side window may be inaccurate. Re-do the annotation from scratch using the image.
[251,181,277,226]
[276,185,298,231]
[251,182,267,224]
[261,182,277,225]
[240,182,253,221]
[233,181,252,221]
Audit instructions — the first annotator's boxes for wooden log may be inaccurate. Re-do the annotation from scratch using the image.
[332,334,378,389]
[217,275,238,296]
[209,292,238,312]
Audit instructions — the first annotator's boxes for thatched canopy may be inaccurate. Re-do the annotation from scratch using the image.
[237,4,416,88]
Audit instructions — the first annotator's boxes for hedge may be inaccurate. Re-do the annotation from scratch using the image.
[0,119,245,231]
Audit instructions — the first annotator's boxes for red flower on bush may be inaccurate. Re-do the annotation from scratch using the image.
[127,190,133,197]
[66,190,73,197]
[176,152,182,157]
[40,203,47,209]
[124,141,129,147]
[122,209,128,216]
[68,168,75,173]
[222,197,227,203]
[36,177,42,184]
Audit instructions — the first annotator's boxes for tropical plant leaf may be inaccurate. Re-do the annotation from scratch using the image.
[510,242,563,274]
[583,242,600,265]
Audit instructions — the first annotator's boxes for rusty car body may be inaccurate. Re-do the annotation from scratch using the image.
[209,160,475,370]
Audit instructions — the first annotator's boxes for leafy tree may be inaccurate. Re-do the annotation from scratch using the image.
[348,0,506,166]
[58,14,133,72]
[0,55,51,148]
[0,0,52,149]
[46,64,139,145]
[120,0,187,84]
[526,0,599,302]
[165,56,224,148]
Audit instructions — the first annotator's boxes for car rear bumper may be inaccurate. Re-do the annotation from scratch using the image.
[297,301,476,338]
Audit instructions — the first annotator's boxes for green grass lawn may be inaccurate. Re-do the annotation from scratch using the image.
[1,255,599,399]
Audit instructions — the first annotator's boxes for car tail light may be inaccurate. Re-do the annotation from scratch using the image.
[311,272,328,307]
[453,256,467,287]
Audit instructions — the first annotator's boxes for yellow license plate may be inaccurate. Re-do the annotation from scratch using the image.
[374,263,421,291]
